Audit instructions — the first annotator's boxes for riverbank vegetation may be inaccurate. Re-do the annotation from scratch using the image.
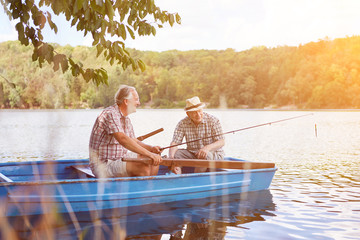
[1,36,360,109]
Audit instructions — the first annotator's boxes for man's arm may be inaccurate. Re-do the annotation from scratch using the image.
[112,132,162,165]
[168,141,179,158]
[196,138,225,159]
[135,138,162,154]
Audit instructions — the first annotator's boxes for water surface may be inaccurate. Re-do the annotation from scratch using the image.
[0,109,359,239]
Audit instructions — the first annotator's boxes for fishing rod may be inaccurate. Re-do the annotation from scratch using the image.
[137,128,164,141]
[160,113,313,151]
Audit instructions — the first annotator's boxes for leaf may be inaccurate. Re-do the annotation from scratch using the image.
[113,43,119,54]
[105,40,111,48]
[15,22,24,33]
[138,59,146,72]
[169,14,174,26]
[33,40,41,47]
[95,18,102,29]
[85,8,90,21]
[25,27,35,38]
[118,45,125,55]
[105,0,114,20]
[176,13,181,24]
[32,51,38,61]
[71,17,78,27]
[119,7,126,22]
[91,0,106,15]
[151,26,156,36]
[92,32,99,45]
[23,12,30,22]
[52,0,62,15]
[133,21,139,31]
[60,58,69,72]
[127,26,135,39]
[13,9,19,19]
[77,0,85,10]
[47,12,58,33]
[99,68,108,82]
[39,14,46,29]
[53,54,61,71]
[120,24,126,40]
[72,64,80,77]
[53,24,58,34]
[96,44,103,57]
[38,30,43,41]
[130,58,136,71]
[68,58,75,66]
[83,69,93,82]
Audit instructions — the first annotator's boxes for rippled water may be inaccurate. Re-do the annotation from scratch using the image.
[0,109,359,239]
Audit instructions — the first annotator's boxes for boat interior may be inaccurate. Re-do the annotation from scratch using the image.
[0,159,226,183]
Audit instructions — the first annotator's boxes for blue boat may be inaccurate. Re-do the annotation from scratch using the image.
[0,157,276,217]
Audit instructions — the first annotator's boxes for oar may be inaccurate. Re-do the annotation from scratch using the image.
[122,158,275,170]
[160,113,313,150]
[137,128,164,141]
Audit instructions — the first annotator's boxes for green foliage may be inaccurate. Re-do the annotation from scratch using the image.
[1,0,180,85]
[1,36,360,109]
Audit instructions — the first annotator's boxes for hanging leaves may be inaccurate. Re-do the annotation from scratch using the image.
[1,0,181,85]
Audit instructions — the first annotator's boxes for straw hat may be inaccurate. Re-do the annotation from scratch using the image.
[184,96,205,112]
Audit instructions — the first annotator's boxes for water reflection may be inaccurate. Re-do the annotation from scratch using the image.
[82,190,275,240]
[8,190,275,239]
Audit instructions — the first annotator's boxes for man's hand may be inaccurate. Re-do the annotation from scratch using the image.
[149,153,162,165]
[196,147,210,159]
[151,146,163,154]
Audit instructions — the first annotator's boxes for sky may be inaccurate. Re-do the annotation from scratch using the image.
[1,0,360,52]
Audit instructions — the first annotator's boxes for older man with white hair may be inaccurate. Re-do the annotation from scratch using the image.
[89,85,162,178]
[169,96,225,174]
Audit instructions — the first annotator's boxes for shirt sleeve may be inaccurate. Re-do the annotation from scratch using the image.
[172,121,185,144]
[104,110,122,134]
[212,118,224,141]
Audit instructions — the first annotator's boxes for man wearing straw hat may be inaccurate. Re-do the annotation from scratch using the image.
[169,96,225,174]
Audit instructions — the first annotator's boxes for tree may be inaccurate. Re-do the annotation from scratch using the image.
[1,0,181,85]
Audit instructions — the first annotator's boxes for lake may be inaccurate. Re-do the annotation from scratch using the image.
[0,109,359,239]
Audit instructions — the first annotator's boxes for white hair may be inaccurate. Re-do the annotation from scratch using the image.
[114,85,136,105]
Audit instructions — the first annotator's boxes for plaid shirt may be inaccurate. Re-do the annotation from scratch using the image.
[172,112,225,157]
[89,104,135,162]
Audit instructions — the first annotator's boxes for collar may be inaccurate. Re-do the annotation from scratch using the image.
[186,112,207,125]
[114,104,127,119]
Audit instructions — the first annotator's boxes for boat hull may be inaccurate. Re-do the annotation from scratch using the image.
[0,158,276,217]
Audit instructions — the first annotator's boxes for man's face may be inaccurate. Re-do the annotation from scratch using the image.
[126,90,140,115]
[186,109,204,124]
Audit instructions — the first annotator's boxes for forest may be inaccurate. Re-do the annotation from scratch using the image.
[1,36,360,109]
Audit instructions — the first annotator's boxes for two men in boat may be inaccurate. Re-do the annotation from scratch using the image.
[169,96,225,174]
[89,85,162,178]
[89,84,224,178]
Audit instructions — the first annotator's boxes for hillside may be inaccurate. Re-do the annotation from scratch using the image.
[1,36,360,109]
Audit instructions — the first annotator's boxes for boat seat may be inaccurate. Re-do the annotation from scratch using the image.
[0,172,13,182]
[71,165,95,178]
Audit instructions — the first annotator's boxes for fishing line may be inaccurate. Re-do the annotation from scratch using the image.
[161,113,314,150]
